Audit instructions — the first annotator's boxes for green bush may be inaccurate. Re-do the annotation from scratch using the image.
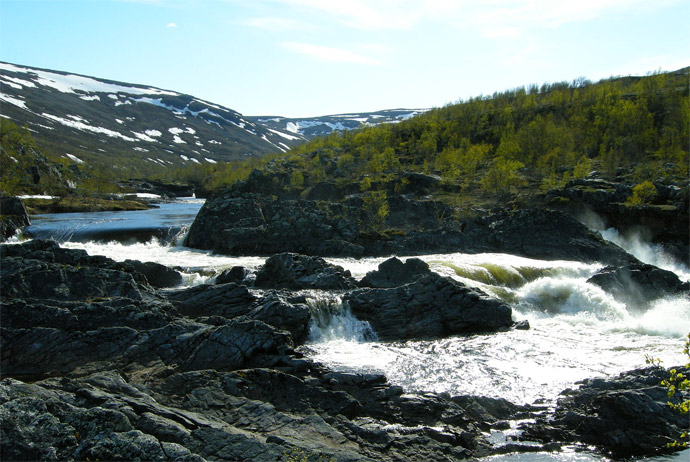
[626,180,657,206]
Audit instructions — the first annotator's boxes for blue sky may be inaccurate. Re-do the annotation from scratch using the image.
[1,0,688,117]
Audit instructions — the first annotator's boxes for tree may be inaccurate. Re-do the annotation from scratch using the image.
[362,190,389,232]
[480,159,525,198]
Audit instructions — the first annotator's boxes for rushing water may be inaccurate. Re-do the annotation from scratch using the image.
[16,200,690,460]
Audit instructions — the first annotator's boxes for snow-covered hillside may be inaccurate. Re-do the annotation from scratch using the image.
[0,62,305,168]
[248,109,428,139]
[1,62,428,171]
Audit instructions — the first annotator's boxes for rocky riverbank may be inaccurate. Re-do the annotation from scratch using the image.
[2,239,689,460]
[185,192,638,266]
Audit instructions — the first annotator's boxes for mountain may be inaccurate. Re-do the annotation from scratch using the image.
[0,62,428,174]
[0,61,306,171]
[247,109,429,139]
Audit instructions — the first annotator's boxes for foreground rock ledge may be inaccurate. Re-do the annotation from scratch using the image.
[2,240,687,460]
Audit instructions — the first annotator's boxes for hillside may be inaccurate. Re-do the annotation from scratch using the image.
[183,68,689,199]
[182,68,689,259]
[0,62,429,182]
[0,61,306,176]
[248,108,428,139]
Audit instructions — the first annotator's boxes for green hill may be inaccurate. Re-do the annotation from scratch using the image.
[176,68,688,209]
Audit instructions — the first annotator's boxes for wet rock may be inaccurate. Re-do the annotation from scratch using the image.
[587,263,690,310]
[345,269,513,341]
[255,253,357,290]
[459,209,636,266]
[215,266,251,285]
[0,239,182,294]
[123,259,183,288]
[359,256,430,288]
[0,196,30,241]
[162,283,311,344]
[522,366,690,457]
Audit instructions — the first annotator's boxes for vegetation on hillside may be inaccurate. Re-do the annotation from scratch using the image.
[1,119,127,197]
[158,68,688,210]
[3,68,688,211]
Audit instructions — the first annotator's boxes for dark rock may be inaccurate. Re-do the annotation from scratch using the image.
[359,256,429,288]
[0,196,30,240]
[215,266,250,285]
[164,282,257,318]
[522,366,690,457]
[587,263,690,310]
[255,253,357,290]
[186,193,636,265]
[185,193,363,257]
[345,271,513,341]
[124,259,183,288]
[0,239,182,292]
[162,283,311,344]
[304,181,342,201]
[0,255,145,301]
[548,181,689,263]
[459,209,637,266]
[248,293,311,344]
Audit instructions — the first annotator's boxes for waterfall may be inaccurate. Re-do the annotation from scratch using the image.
[305,293,377,343]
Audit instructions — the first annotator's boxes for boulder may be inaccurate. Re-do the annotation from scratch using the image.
[522,366,690,457]
[123,259,183,288]
[215,266,251,285]
[345,260,513,341]
[255,253,357,290]
[587,263,690,310]
[359,256,429,288]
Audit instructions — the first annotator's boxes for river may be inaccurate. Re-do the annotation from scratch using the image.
[21,199,690,461]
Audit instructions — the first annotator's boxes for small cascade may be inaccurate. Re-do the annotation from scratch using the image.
[600,227,690,282]
[305,293,377,343]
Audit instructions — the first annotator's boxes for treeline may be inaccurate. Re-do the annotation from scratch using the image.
[161,68,688,203]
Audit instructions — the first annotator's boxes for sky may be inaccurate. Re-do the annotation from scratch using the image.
[0,0,688,118]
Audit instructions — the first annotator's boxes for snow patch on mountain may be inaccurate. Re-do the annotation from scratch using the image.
[0,93,29,110]
[41,112,138,142]
[65,153,83,164]
[0,62,177,97]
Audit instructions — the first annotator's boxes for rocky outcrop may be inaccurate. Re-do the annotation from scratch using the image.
[0,196,30,241]
[587,263,690,310]
[0,239,183,293]
[345,257,514,341]
[0,240,532,461]
[547,179,690,262]
[186,193,636,265]
[522,366,690,457]
[255,252,357,290]
[2,237,688,460]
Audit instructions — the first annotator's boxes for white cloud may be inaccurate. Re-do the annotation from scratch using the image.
[276,0,682,37]
[166,22,177,28]
[281,42,382,65]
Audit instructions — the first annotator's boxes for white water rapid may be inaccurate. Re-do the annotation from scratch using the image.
[17,202,690,461]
